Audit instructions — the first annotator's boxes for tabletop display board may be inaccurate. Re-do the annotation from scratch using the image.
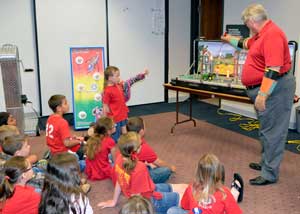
[171,40,298,97]
[70,47,105,130]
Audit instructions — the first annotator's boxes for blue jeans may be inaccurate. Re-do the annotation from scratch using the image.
[72,152,86,172]
[112,119,127,143]
[148,166,172,183]
[151,183,179,214]
[167,207,188,214]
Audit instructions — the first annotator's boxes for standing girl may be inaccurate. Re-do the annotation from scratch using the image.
[97,132,180,214]
[0,156,40,214]
[85,117,116,180]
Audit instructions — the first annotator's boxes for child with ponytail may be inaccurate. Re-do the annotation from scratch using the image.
[98,132,182,214]
[85,117,116,180]
[167,153,243,214]
[0,156,40,214]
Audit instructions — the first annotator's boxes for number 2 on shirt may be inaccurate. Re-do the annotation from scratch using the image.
[46,124,54,139]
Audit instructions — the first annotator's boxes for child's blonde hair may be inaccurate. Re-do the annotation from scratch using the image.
[119,195,154,214]
[86,117,114,160]
[104,66,119,87]
[118,132,141,173]
[2,135,27,156]
[0,126,19,146]
[193,153,225,205]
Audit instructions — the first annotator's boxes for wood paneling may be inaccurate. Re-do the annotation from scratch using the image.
[200,0,224,40]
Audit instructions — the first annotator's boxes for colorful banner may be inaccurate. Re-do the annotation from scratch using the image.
[70,47,105,130]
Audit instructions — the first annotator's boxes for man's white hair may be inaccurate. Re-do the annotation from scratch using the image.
[241,3,268,23]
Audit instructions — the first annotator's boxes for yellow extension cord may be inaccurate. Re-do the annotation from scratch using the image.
[216,109,300,152]
[217,109,260,131]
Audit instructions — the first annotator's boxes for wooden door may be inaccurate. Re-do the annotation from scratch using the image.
[199,0,224,40]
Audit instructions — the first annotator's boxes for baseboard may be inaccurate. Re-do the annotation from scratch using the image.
[221,100,297,130]
[221,102,257,119]
[168,91,189,103]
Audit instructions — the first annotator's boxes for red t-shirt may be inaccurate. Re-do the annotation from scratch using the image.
[242,20,291,86]
[46,114,80,154]
[181,184,242,214]
[2,185,41,214]
[114,155,155,199]
[102,84,128,123]
[137,138,158,163]
[85,136,115,180]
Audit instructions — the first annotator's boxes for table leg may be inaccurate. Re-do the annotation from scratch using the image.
[171,92,197,133]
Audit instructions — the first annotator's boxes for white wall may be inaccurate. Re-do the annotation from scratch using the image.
[169,0,191,81]
[168,0,191,101]
[108,0,165,105]
[0,0,191,115]
[0,0,38,112]
[35,0,107,116]
[223,0,300,128]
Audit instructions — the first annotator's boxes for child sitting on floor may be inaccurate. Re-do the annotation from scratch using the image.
[39,152,93,213]
[46,94,85,169]
[85,117,116,180]
[127,116,176,183]
[0,156,40,214]
[167,153,244,214]
[98,132,185,214]
[0,135,38,165]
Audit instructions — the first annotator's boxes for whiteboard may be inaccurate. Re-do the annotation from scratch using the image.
[108,0,165,105]
[35,0,107,116]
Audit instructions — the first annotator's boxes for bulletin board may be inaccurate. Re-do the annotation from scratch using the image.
[70,47,105,130]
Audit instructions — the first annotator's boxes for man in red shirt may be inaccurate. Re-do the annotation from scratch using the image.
[46,95,84,159]
[222,4,295,185]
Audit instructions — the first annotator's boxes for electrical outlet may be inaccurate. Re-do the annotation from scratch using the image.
[24,68,34,72]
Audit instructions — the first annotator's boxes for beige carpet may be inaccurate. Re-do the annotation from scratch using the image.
[29,112,300,214]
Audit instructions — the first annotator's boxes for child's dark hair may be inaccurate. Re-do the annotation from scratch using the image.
[48,94,66,112]
[0,112,10,126]
[39,152,86,214]
[0,156,28,200]
[118,132,141,173]
[86,117,114,160]
[94,117,114,135]
[127,117,144,133]
[119,195,154,214]
[2,135,26,156]
[104,66,119,87]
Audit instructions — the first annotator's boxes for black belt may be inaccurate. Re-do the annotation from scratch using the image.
[246,84,261,90]
[246,72,289,90]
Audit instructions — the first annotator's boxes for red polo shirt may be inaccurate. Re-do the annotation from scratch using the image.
[46,114,80,154]
[2,185,41,214]
[241,20,291,86]
[85,136,115,180]
[137,138,158,163]
[114,155,156,199]
[102,84,128,123]
[181,184,242,214]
